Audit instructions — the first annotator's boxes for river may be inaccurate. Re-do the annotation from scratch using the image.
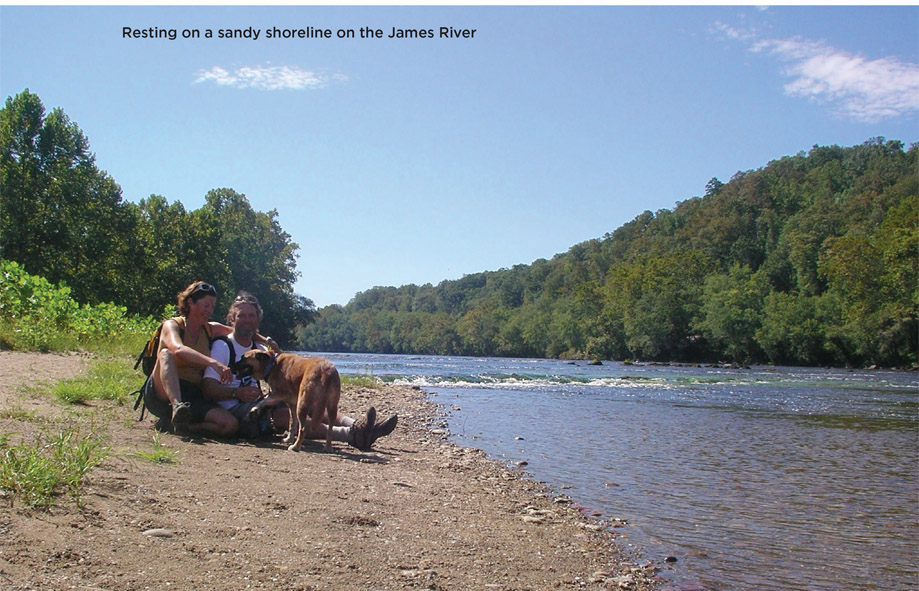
[309,352,918,591]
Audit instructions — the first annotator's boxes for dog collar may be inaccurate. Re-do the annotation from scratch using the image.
[263,353,278,380]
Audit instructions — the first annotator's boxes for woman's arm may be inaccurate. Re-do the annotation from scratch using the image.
[163,320,232,382]
[255,333,281,353]
[208,321,233,338]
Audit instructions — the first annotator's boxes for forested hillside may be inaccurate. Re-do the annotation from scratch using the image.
[299,139,918,368]
[2,89,915,366]
[0,90,314,344]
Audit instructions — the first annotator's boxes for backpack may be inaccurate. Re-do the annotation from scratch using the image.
[134,317,188,376]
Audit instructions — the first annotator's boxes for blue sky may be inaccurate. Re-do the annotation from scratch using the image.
[2,5,917,308]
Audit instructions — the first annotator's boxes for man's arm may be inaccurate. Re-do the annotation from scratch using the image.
[202,377,243,402]
[202,340,262,403]
[203,378,261,403]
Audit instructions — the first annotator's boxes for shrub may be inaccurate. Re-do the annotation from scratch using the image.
[0,260,157,354]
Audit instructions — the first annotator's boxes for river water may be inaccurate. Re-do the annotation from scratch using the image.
[310,352,918,591]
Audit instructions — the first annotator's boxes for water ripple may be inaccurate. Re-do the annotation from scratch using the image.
[311,353,918,590]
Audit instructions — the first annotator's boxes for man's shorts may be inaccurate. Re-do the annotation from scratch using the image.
[225,400,273,439]
[225,400,258,422]
[143,377,218,422]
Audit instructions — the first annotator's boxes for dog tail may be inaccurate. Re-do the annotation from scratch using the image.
[319,360,340,388]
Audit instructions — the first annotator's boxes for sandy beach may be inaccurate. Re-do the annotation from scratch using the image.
[0,351,660,590]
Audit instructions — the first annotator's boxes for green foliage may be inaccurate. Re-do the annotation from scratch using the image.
[195,188,315,343]
[755,292,834,366]
[0,406,40,422]
[0,89,131,309]
[1,90,312,347]
[0,259,157,353]
[1,89,914,367]
[299,139,918,368]
[816,191,919,366]
[0,425,110,508]
[696,265,770,363]
[0,441,59,508]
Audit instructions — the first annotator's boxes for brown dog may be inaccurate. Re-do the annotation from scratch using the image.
[235,350,341,452]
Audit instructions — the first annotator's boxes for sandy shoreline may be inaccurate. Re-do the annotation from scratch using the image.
[0,351,660,590]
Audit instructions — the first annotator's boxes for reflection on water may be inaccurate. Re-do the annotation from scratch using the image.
[315,353,919,591]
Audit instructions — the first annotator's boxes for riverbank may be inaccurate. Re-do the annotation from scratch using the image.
[0,352,660,590]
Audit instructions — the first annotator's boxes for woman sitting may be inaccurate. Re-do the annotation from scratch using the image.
[143,281,246,436]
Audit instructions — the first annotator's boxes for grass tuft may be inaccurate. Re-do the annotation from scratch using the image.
[134,432,178,464]
[0,405,41,422]
[0,424,110,509]
[341,373,383,389]
[341,365,383,389]
[52,358,141,406]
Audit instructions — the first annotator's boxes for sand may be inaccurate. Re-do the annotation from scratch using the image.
[0,351,660,590]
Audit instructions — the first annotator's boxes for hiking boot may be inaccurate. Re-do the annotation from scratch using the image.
[171,401,191,433]
[154,415,173,433]
[256,406,275,437]
[238,419,261,440]
[349,407,377,451]
[366,414,398,449]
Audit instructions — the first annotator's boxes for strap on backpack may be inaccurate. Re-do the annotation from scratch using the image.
[210,335,238,372]
[132,374,152,422]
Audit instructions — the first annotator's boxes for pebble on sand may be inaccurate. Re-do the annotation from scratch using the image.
[142,528,174,538]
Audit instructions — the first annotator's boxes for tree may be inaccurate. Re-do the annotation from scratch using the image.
[0,89,131,305]
[704,177,724,196]
[696,265,769,363]
[1,90,315,344]
[123,196,189,314]
[601,250,708,361]
[756,292,833,366]
[456,303,504,356]
[196,188,306,344]
[818,193,919,365]
[297,140,917,366]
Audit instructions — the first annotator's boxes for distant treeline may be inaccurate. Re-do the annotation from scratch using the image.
[0,89,313,344]
[2,89,916,366]
[299,139,918,368]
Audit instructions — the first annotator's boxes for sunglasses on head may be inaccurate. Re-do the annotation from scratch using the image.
[192,283,217,296]
[234,294,260,305]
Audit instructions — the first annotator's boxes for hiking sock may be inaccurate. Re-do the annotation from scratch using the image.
[331,425,352,442]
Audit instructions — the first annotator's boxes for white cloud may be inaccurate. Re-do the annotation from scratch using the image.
[714,22,919,123]
[711,21,754,43]
[194,65,346,91]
